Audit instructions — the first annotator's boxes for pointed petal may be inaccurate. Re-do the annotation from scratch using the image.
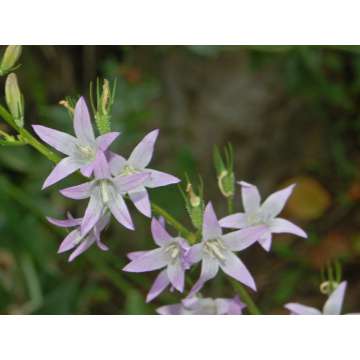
[270,218,307,238]
[58,229,81,253]
[146,269,170,303]
[222,225,268,251]
[220,251,256,291]
[167,261,185,293]
[123,248,168,272]
[127,251,149,261]
[108,152,126,176]
[73,97,95,145]
[258,232,273,251]
[80,191,103,235]
[129,189,151,217]
[32,125,78,156]
[80,162,94,177]
[202,202,222,240]
[261,184,295,218]
[93,151,111,179]
[68,234,96,262]
[285,303,322,315]
[113,173,149,193]
[239,181,261,213]
[93,218,109,252]
[107,187,134,230]
[60,181,93,200]
[186,243,203,265]
[42,156,82,189]
[46,216,82,228]
[96,132,120,151]
[156,304,184,315]
[128,129,159,169]
[146,169,181,188]
[215,296,246,315]
[151,217,172,246]
[323,281,347,315]
[219,213,246,229]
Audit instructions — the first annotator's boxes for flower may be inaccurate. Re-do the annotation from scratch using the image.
[156,295,246,315]
[187,202,267,296]
[108,129,180,217]
[285,281,348,315]
[219,181,307,251]
[47,212,110,262]
[33,96,120,188]
[123,217,190,302]
[60,151,149,235]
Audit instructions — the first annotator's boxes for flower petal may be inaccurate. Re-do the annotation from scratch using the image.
[186,243,203,265]
[108,152,126,176]
[151,217,172,246]
[107,187,134,230]
[285,303,322,315]
[270,218,307,238]
[239,181,261,213]
[156,304,184,315]
[113,173,149,193]
[129,189,151,217]
[32,125,78,156]
[73,97,95,145]
[123,248,168,272]
[261,184,295,218]
[93,214,110,251]
[128,129,159,169]
[220,251,256,291]
[258,232,272,251]
[215,296,246,315]
[58,229,81,253]
[68,234,96,262]
[146,269,170,303]
[146,169,181,188]
[60,181,93,200]
[167,261,185,293]
[46,216,82,228]
[323,281,347,315]
[42,156,82,189]
[80,162,94,177]
[219,213,246,229]
[127,251,149,261]
[202,202,222,241]
[93,151,111,179]
[80,191,104,235]
[96,132,120,151]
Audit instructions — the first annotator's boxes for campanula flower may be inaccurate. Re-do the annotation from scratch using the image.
[220,181,307,251]
[108,129,180,217]
[123,217,190,302]
[33,97,120,188]
[157,295,246,315]
[187,202,267,296]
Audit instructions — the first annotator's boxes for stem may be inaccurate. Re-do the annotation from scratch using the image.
[227,196,234,214]
[230,279,261,315]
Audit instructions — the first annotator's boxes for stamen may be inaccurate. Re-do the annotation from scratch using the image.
[100,181,110,203]
[204,239,226,261]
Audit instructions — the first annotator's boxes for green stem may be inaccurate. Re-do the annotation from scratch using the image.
[227,196,234,214]
[230,279,261,315]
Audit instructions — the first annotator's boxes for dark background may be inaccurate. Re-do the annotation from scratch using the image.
[0,45,359,314]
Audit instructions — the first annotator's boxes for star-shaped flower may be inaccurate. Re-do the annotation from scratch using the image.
[220,181,307,251]
[187,202,267,296]
[108,129,180,217]
[156,295,246,315]
[33,97,120,188]
[123,217,190,302]
[285,281,348,315]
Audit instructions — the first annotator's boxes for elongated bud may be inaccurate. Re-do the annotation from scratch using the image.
[0,46,22,76]
[5,73,24,127]
[214,144,235,198]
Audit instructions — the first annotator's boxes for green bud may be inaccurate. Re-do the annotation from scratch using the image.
[214,143,235,199]
[5,73,24,127]
[218,169,235,198]
[0,46,22,76]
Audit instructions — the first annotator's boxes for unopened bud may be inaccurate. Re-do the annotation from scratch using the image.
[218,170,235,198]
[0,46,22,76]
[186,183,201,207]
[5,73,24,127]
[320,280,338,295]
[100,79,111,115]
[59,100,74,114]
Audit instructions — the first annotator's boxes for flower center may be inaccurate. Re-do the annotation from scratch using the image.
[121,164,138,176]
[165,243,181,263]
[246,211,271,226]
[203,238,226,261]
[100,180,111,204]
[77,144,95,161]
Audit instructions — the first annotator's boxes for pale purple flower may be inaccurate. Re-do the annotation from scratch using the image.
[187,202,268,296]
[33,97,120,189]
[108,129,180,218]
[220,181,307,251]
[285,281,348,315]
[157,295,246,315]
[123,217,190,302]
[47,212,110,262]
[60,151,149,235]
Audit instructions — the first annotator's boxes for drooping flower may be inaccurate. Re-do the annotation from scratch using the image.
[47,212,110,262]
[60,151,149,235]
[33,97,120,188]
[219,181,307,251]
[108,129,180,218]
[187,202,267,296]
[123,217,190,302]
[285,281,348,315]
[157,295,246,315]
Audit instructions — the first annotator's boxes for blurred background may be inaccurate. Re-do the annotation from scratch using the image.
[0,45,359,314]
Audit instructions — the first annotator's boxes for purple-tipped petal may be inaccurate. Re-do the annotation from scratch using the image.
[202,202,222,241]
[219,213,246,229]
[93,220,109,252]
[167,262,185,293]
[270,218,307,238]
[80,192,103,236]
[123,248,168,273]
[323,281,347,315]
[73,97,95,145]
[186,243,203,265]
[285,303,322,315]
[128,129,159,169]
[58,230,81,253]
[93,151,111,179]
[32,125,78,156]
[60,181,93,200]
[127,251,149,261]
[151,217,172,246]
[42,157,82,189]
[96,132,120,151]
[80,162,94,177]
[261,184,295,218]
[146,269,170,303]
[239,181,261,213]
[113,173,150,193]
[220,251,256,291]
[258,232,272,251]
[68,235,96,262]
[108,152,126,176]
[107,188,134,230]
[46,216,82,228]
[129,189,151,217]
[146,169,181,188]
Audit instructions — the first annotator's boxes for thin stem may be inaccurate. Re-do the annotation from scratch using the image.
[230,279,261,315]
[227,196,234,214]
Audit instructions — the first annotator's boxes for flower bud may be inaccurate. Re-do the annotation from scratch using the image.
[218,169,235,198]
[0,46,22,76]
[5,73,24,127]
[320,280,339,295]
[181,180,204,231]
